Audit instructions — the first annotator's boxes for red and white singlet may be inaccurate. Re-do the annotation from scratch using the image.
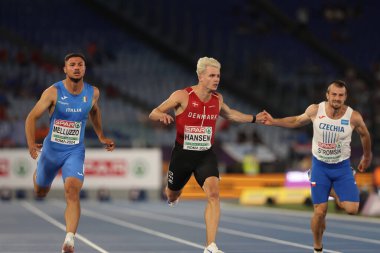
[175,87,220,151]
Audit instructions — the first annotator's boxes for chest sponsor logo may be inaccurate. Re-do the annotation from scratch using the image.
[184,126,212,134]
[54,120,81,128]
[317,142,336,149]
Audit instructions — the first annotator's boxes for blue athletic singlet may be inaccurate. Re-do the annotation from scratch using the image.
[36,81,94,186]
[44,81,94,151]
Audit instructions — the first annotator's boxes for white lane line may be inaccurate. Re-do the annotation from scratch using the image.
[222,203,380,224]
[220,215,380,245]
[85,202,341,253]
[221,204,380,237]
[81,208,204,250]
[21,201,109,253]
[104,202,379,246]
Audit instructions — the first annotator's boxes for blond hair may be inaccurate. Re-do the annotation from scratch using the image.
[196,57,221,76]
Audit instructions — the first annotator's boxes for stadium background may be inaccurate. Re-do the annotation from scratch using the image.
[0,0,379,203]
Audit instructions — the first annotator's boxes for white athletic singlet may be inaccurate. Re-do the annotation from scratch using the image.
[312,102,353,163]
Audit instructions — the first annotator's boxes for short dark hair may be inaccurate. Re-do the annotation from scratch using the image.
[64,53,86,64]
[327,80,348,94]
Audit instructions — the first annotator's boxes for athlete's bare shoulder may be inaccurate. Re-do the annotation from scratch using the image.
[214,91,222,98]
[169,89,189,103]
[305,103,319,119]
[92,85,99,93]
[41,85,58,102]
[214,91,223,104]
[350,110,365,128]
[92,86,100,100]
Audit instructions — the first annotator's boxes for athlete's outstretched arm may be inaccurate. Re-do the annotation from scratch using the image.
[149,90,187,125]
[25,86,56,159]
[351,111,372,172]
[218,94,265,123]
[219,103,261,123]
[89,87,114,151]
[262,104,317,128]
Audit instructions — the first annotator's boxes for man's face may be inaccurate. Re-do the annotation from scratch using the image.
[199,66,220,91]
[326,85,347,109]
[64,57,85,82]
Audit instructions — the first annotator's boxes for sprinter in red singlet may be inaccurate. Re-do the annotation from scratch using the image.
[149,57,265,253]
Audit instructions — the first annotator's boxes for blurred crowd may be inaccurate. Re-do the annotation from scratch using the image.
[0,0,379,175]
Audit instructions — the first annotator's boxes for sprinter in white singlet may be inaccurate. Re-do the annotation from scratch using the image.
[261,80,372,253]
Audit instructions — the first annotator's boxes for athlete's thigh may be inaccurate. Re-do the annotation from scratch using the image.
[310,159,332,204]
[167,146,194,191]
[332,166,359,202]
[36,148,63,187]
[61,150,85,182]
[194,149,219,188]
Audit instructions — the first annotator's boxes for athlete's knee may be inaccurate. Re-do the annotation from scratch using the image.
[204,184,220,202]
[346,208,359,215]
[35,190,48,198]
[343,203,359,215]
[64,185,81,202]
[313,205,327,219]
[34,187,49,198]
[203,177,220,199]
[65,190,80,203]
[166,187,180,202]
[206,187,220,201]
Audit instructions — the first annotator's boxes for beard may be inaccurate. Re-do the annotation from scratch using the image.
[69,76,82,83]
[331,100,342,109]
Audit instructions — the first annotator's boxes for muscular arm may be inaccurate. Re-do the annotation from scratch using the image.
[25,86,56,159]
[89,87,114,151]
[351,111,372,172]
[219,100,254,124]
[219,94,267,123]
[149,90,188,125]
[263,104,317,128]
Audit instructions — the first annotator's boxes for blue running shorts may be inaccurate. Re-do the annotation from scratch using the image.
[310,156,359,204]
[35,147,85,187]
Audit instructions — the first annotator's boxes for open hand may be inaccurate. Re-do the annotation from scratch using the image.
[100,138,115,151]
[28,143,43,159]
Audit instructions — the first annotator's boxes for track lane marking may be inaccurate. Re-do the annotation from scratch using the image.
[21,201,110,253]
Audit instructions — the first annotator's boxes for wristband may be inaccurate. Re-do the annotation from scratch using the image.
[251,115,256,123]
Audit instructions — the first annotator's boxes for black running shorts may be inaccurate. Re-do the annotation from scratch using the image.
[167,142,219,191]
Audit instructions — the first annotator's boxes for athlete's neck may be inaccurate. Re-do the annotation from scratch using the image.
[326,103,346,119]
[193,85,212,102]
[64,79,84,95]
[332,108,340,118]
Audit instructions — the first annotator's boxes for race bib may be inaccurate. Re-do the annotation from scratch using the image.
[316,141,342,163]
[51,119,81,145]
[183,126,212,151]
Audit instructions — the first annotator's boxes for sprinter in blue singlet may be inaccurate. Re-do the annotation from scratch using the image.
[25,53,115,253]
